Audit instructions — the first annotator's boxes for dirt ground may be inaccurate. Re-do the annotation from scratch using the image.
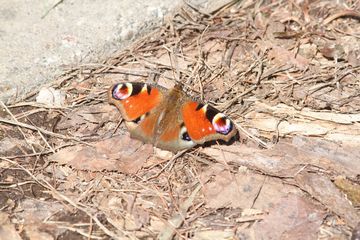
[1,0,360,239]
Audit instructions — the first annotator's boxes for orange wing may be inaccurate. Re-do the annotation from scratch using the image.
[108,82,163,121]
[182,102,236,144]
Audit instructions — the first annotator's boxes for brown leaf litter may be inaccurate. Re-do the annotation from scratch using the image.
[1,0,360,239]
[49,135,153,174]
[253,195,325,240]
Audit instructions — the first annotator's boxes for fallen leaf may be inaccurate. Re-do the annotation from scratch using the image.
[10,199,66,239]
[0,212,22,240]
[23,225,54,240]
[203,170,263,208]
[15,199,64,224]
[99,192,150,231]
[203,136,360,178]
[352,223,360,240]
[204,145,293,176]
[291,136,360,176]
[148,216,166,235]
[0,137,20,154]
[253,102,360,124]
[334,176,360,206]
[319,43,345,60]
[132,207,150,230]
[96,195,126,232]
[49,135,153,174]
[192,229,234,240]
[246,102,360,146]
[56,103,116,133]
[0,224,22,240]
[268,45,309,70]
[254,195,325,240]
[298,43,317,59]
[158,184,202,240]
[202,167,301,209]
[295,172,360,228]
[348,49,360,67]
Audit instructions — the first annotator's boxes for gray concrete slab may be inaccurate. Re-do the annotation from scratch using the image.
[0,0,227,103]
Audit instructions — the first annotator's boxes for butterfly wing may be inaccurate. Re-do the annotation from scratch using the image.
[108,82,163,121]
[140,86,197,152]
[182,101,237,144]
[109,83,237,152]
[109,82,164,143]
[147,87,197,152]
[154,117,197,152]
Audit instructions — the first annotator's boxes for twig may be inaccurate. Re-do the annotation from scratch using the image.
[78,63,157,77]
[41,0,65,19]
[251,176,266,208]
[1,157,129,240]
[144,149,188,181]
[235,214,265,223]
[323,10,360,25]
[8,102,68,110]
[56,226,102,240]
[26,117,56,153]
[0,100,37,154]
[158,184,202,240]
[4,143,75,159]
[234,122,269,149]
[0,117,82,142]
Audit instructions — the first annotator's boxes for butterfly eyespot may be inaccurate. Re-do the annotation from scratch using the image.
[212,113,233,135]
[180,124,192,142]
[112,83,133,100]
[133,116,141,124]
[182,131,191,141]
[133,113,148,124]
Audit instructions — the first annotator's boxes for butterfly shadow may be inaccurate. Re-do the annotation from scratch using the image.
[200,131,240,150]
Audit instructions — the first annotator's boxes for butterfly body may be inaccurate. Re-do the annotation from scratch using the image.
[109,82,237,152]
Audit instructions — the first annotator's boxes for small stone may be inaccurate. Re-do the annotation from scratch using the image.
[36,87,66,107]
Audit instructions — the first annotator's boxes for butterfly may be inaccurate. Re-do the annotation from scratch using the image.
[108,82,237,152]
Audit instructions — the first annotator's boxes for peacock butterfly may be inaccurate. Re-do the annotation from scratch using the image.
[108,82,237,152]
